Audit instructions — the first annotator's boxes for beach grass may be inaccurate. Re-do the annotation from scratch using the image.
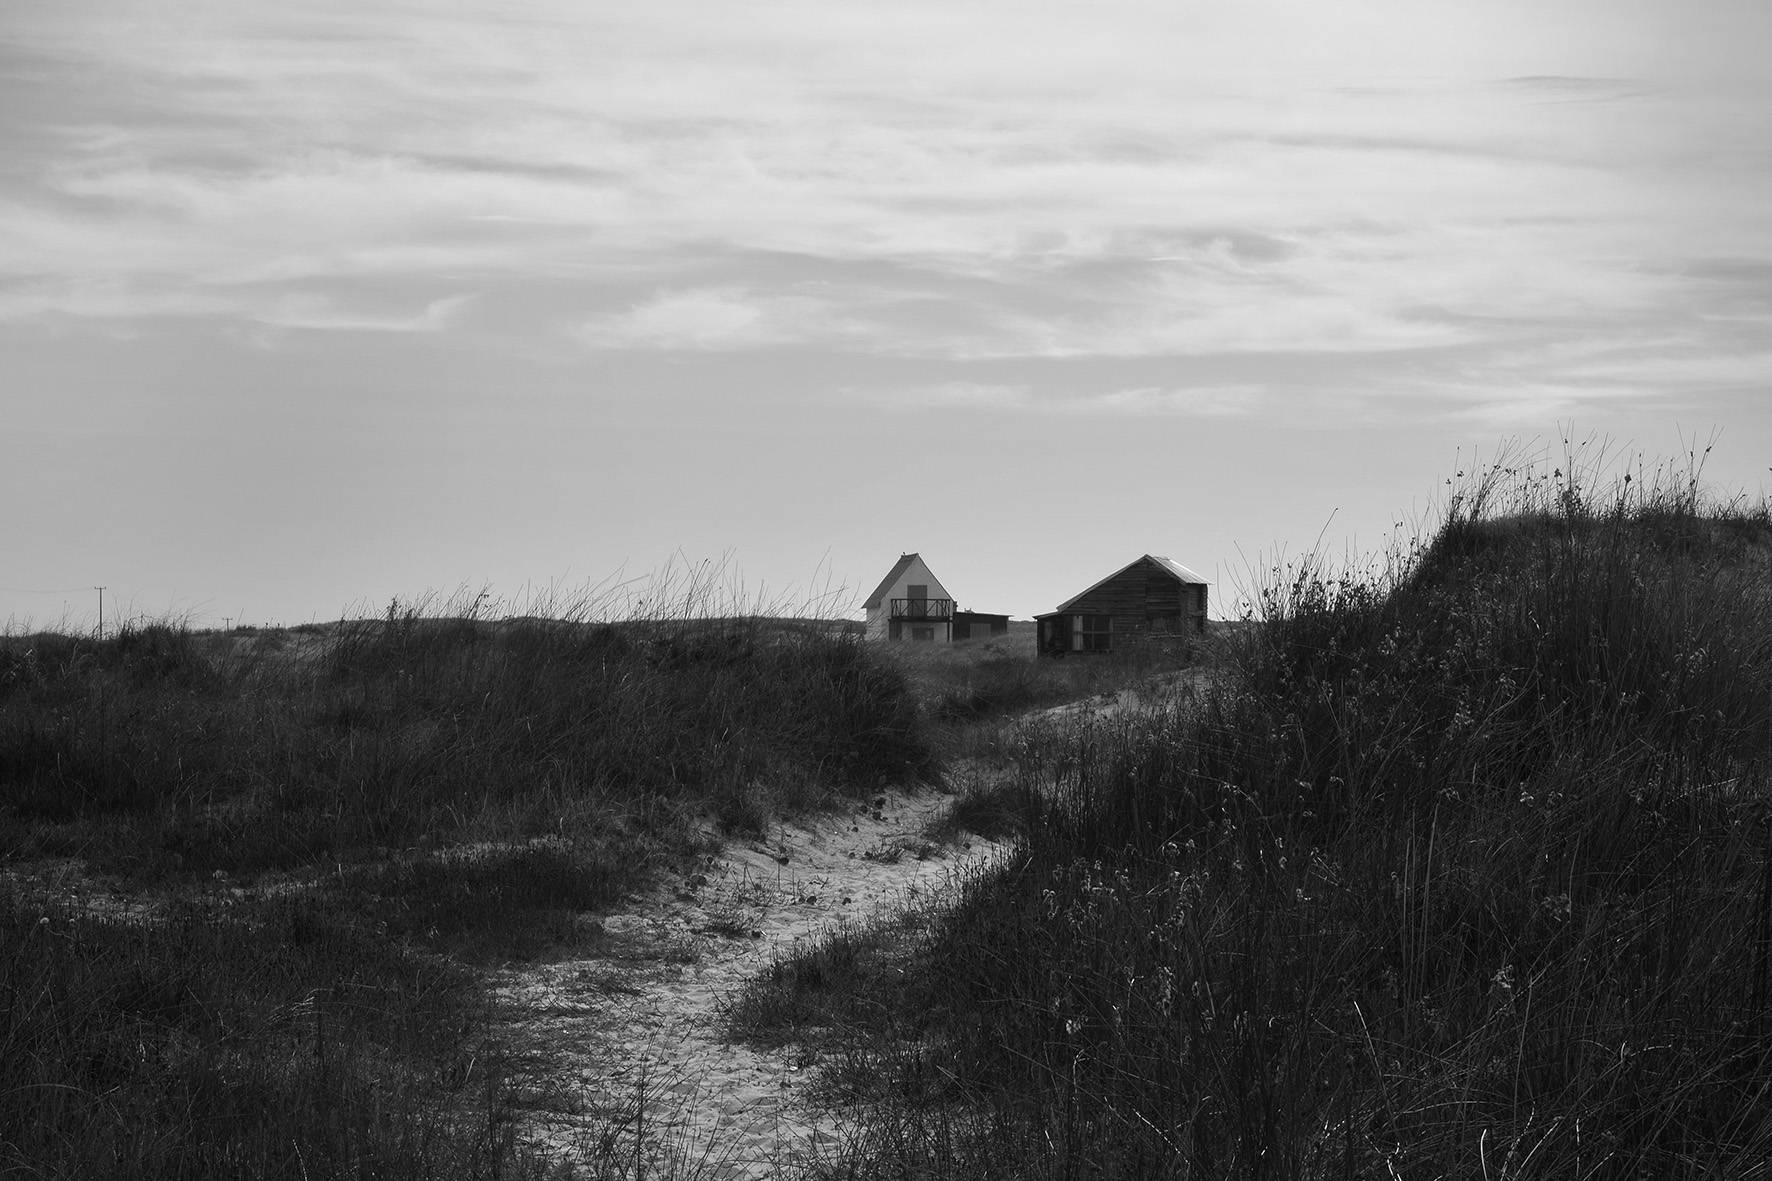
[0,575,933,1179]
[735,449,1772,1178]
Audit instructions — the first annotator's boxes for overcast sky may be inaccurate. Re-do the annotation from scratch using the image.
[5,0,1770,628]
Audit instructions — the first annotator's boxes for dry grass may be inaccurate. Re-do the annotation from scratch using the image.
[734,451,1772,1179]
[0,578,932,1179]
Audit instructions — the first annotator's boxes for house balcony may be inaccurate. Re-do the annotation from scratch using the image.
[890,597,953,621]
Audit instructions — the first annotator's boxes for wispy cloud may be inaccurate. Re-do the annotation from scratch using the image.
[860,381,1266,419]
[1078,386,1267,417]
[2,0,1768,416]
[857,381,1034,410]
[256,293,474,334]
[576,286,883,350]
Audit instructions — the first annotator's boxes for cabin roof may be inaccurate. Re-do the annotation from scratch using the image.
[1052,554,1208,614]
[862,553,920,609]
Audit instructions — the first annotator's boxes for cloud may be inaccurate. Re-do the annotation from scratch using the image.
[577,287,873,350]
[1075,386,1267,417]
[857,381,1033,410]
[1,0,1768,418]
[861,381,1265,419]
[255,292,474,333]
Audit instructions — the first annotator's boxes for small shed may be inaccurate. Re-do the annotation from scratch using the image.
[1035,555,1208,657]
[862,553,954,642]
[952,610,1011,641]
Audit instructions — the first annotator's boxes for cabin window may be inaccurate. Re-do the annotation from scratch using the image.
[911,626,935,642]
[1073,614,1112,652]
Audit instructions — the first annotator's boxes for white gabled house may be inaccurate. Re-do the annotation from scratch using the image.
[861,553,954,642]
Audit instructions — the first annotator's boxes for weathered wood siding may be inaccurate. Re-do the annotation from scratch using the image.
[1037,556,1208,655]
[1065,557,1204,635]
[953,611,1011,641]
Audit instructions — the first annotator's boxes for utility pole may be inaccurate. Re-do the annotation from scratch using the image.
[95,586,106,640]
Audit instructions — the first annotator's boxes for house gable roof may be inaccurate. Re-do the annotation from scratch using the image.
[1149,555,1209,585]
[1053,554,1208,613]
[862,553,920,609]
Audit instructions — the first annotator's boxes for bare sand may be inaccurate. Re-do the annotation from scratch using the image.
[492,788,1005,1179]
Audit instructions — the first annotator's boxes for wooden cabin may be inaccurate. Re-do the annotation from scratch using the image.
[1036,555,1208,657]
[862,553,955,642]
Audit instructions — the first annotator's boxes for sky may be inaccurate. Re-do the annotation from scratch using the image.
[4,0,1771,629]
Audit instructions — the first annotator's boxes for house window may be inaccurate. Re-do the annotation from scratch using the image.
[911,626,935,642]
[1073,614,1112,652]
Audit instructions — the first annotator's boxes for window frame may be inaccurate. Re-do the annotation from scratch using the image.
[1073,614,1113,652]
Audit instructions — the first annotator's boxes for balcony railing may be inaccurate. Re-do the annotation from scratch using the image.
[890,597,953,621]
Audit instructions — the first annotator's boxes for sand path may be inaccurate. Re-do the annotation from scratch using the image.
[492,789,1004,1179]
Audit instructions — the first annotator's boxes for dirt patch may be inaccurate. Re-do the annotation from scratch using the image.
[492,788,1005,1178]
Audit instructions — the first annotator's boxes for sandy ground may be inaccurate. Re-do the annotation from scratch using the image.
[1040,667,1213,722]
[491,788,1006,1179]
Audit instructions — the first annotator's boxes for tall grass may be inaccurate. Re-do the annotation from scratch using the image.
[883,624,1205,728]
[1,572,933,1179]
[1,882,535,1179]
[1,585,930,878]
[739,453,1772,1178]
